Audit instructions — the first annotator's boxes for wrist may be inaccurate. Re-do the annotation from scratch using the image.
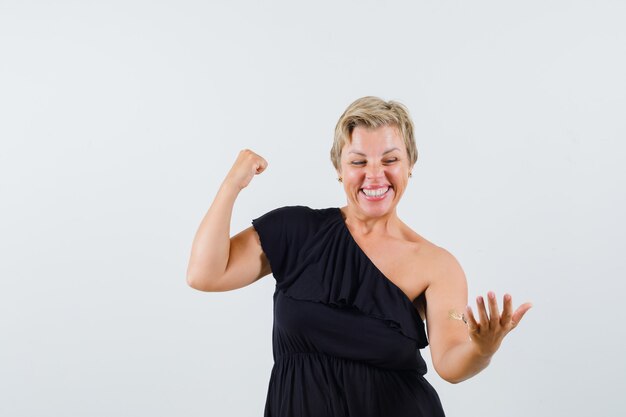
[220,178,244,194]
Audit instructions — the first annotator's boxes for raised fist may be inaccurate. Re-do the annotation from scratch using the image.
[224,149,268,191]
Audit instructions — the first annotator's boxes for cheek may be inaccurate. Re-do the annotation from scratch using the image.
[342,167,363,181]
[389,168,410,187]
[347,174,366,188]
[391,163,410,176]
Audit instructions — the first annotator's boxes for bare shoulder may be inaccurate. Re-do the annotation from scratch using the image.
[430,245,465,280]
[398,223,465,285]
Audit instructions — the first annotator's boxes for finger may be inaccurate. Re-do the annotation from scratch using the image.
[500,293,513,327]
[476,295,489,327]
[465,305,479,334]
[511,302,533,328]
[487,291,500,329]
[255,158,268,174]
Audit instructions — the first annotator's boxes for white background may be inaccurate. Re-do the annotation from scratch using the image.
[1,1,625,416]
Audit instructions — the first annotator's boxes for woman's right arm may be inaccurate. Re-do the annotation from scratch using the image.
[186,150,271,292]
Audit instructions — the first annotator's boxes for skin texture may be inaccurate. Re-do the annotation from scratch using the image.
[187,129,532,383]
[337,125,532,383]
[186,149,270,292]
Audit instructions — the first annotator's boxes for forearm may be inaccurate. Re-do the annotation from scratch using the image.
[435,340,492,384]
[186,180,241,287]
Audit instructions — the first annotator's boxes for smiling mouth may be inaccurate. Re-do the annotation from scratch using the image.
[360,186,391,198]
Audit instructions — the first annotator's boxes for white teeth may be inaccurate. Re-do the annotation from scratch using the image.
[362,187,389,197]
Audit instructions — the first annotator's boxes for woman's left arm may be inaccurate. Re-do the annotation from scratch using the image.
[424,249,532,384]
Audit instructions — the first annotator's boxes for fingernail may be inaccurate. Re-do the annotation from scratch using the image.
[488,291,495,299]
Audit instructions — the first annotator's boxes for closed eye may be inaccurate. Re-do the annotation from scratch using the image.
[350,161,366,166]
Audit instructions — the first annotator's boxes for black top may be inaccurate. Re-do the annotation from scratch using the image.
[252,206,445,417]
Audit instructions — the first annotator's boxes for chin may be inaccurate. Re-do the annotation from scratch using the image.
[361,205,392,218]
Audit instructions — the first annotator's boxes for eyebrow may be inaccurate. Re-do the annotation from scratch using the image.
[348,147,401,157]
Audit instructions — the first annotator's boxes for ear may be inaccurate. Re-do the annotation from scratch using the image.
[335,166,343,183]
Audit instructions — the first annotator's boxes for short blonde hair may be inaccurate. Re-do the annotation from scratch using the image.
[330,96,418,171]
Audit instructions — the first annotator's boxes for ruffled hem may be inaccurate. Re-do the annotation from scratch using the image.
[273,207,428,348]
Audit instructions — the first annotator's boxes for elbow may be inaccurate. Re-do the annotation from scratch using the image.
[186,274,200,290]
[433,363,472,385]
[440,375,466,384]
[434,363,486,385]
[186,270,216,292]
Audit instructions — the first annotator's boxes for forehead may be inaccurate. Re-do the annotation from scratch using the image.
[343,125,405,155]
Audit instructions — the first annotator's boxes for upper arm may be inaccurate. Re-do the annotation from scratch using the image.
[203,226,271,292]
[424,248,470,373]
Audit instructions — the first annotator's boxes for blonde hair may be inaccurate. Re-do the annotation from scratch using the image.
[330,96,417,171]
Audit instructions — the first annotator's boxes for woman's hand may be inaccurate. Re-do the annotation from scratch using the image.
[465,292,532,358]
[223,149,268,191]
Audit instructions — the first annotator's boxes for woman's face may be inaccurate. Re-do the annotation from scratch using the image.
[338,125,412,219]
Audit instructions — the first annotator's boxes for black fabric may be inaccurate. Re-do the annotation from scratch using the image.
[252,206,445,417]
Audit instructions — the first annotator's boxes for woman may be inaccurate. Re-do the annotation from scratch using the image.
[186,96,532,416]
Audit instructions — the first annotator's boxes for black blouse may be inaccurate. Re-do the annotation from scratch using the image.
[252,206,445,417]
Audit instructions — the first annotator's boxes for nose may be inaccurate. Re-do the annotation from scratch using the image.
[365,161,384,179]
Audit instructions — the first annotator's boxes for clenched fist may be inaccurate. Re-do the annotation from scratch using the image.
[223,149,268,191]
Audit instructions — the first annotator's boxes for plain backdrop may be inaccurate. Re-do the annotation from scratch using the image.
[1,1,625,416]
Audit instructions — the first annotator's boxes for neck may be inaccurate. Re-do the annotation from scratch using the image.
[340,206,400,236]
